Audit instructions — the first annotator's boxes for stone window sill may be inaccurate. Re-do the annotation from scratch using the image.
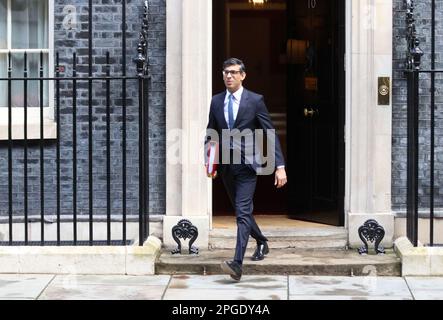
[0,107,57,140]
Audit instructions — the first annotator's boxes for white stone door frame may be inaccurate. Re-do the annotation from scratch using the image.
[346,0,394,248]
[164,0,213,249]
[164,0,394,250]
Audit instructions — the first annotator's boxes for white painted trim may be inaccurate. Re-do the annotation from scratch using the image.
[344,0,352,228]
[6,0,11,49]
[48,0,54,119]
[1,0,56,137]
[0,49,50,53]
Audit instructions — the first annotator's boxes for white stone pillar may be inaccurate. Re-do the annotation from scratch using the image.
[166,0,182,218]
[181,0,212,218]
[164,0,212,250]
[347,0,394,248]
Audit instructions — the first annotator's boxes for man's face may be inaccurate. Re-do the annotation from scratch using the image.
[222,64,246,92]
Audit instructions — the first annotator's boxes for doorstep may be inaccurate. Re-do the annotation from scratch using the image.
[209,227,348,250]
[156,247,401,276]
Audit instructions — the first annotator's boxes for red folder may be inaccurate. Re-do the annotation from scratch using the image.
[206,141,219,179]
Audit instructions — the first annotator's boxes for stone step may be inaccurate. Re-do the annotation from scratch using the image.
[156,248,401,276]
[209,227,348,250]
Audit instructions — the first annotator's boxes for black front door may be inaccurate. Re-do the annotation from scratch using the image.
[287,0,345,226]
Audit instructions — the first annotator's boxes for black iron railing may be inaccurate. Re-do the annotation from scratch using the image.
[405,0,440,246]
[0,1,150,246]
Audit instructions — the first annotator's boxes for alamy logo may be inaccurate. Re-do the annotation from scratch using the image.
[167,126,278,175]
[361,265,378,292]
[62,5,78,31]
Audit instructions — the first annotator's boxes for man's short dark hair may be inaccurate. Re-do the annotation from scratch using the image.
[223,58,246,73]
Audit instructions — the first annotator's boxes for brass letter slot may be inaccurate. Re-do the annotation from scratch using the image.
[378,77,390,105]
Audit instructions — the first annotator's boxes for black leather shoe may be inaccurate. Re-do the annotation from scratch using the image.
[221,260,242,281]
[251,241,269,261]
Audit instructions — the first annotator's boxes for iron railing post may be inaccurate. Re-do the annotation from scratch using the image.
[88,0,94,245]
[429,0,436,247]
[122,0,128,243]
[23,52,29,245]
[56,52,61,246]
[39,51,45,245]
[135,1,150,245]
[405,0,423,246]
[7,51,12,245]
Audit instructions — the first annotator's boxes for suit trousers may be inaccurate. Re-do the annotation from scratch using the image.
[220,163,268,265]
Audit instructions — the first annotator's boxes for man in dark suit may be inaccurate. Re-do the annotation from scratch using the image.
[205,58,287,281]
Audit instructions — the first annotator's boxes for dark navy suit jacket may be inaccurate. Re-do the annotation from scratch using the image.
[205,88,285,173]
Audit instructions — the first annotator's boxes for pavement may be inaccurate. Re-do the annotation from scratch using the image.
[0,273,442,300]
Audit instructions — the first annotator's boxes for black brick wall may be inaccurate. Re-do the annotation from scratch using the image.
[392,0,443,213]
[0,0,166,219]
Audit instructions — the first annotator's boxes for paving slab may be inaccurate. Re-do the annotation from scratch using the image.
[50,274,170,287]
[169,275,287,289]
[37,274,171,300]
[38,284,167,300]
[289,295,413,300]
[164,275,288,300]
[288,276,412,300]
[0,274,54,299]
[408,291,443,300]
[404,276,443,291]
[405,276,443,300]
[163,288,287,300]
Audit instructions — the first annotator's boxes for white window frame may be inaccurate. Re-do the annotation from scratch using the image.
[0,0,56,140]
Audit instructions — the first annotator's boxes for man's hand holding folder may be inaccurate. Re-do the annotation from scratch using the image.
[205,141,219,179]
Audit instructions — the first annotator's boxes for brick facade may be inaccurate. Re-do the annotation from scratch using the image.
[392,0,443,213]
[0,0,166,220]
